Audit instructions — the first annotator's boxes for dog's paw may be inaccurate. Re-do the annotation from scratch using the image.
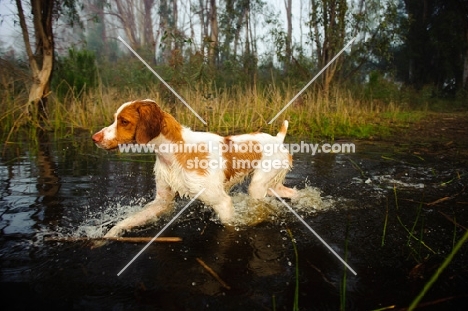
[104,225,125,238]
[90,239,108,249]
[90,226,125,249]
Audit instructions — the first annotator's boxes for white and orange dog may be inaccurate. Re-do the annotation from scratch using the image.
[92,99,296,238]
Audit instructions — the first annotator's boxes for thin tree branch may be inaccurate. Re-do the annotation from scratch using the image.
[15,0,38,75]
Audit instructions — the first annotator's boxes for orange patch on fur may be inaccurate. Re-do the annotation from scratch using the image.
[117,100,184,144]
[175,143,209,175]
[160,112,183,142]
[115,104,140,143]
[278,122,288,135]
[222,138,262,181]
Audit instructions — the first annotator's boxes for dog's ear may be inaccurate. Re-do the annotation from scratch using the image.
[135,101,165,144]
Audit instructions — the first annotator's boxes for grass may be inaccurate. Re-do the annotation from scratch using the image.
[381,197,389,247]
[1,82,423,141]
[393,186,436,257]
[408,229,468,310]
[379,184,468,310]
[340,217,351,311]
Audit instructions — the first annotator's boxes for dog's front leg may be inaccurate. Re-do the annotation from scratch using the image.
[103,183,175,239]
[90,185,174,249]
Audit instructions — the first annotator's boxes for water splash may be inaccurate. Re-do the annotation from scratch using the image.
[62,186,333,238]
[230,186,334,226]
[57,201,146,239]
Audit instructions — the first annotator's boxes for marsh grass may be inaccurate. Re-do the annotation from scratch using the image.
[393,186,436,258]
[408,229,468,310]
[376,186,468,311]
[381,197,390,247]
[385,186,468,310]
[1,82,417,140]
[339,215,352,311]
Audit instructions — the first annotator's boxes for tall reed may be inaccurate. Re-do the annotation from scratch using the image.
[2,83,407,139]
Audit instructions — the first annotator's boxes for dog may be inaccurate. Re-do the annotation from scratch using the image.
[92,99,296,238]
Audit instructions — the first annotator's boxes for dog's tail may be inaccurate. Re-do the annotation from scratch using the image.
[276,120,289,142]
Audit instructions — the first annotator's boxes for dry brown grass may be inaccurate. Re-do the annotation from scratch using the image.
[1,83,408,139]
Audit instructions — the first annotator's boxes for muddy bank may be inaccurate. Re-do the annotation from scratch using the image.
[384,112,468,157]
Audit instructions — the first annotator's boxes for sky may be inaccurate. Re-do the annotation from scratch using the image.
[0,0,21,49]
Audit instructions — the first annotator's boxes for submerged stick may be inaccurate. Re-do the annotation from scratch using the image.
[196,257,231,290]
[438,211,468,231]
[44,236,182,243]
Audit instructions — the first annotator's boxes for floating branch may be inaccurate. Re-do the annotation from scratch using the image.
[196,257,231,290]
[44,236,182,243]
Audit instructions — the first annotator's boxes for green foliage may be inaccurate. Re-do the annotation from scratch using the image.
[53,49,97,98]
[400,0,467,95]
[363,71,403,103]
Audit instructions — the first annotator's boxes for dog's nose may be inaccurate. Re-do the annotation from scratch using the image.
[92,131,103,143]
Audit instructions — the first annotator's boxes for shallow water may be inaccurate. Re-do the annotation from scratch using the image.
[1,130,467,310]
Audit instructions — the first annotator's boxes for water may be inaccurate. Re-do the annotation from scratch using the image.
[1,131,467,310]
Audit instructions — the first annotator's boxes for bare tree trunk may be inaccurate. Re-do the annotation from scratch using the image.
[172,0,180,50]
[249,8,257,57]
[248,9,257,92]
[97,1,108,57]
[234,4,248,58]
[137,0,145,46]
[189,0,196,52]
[464,30,468,90]
[310,0,322,62]
[16,0,55,120]
[115,0,138,47]
[284,0,292,71]
[244,7,250,56]
[299,0,304,47]
[159,0,171,60]
[208,0,219,66]
[198,0,208,56]
[221,0,234,61]
[144,0,155,51]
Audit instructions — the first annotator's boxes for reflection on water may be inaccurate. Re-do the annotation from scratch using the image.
[1,131,467,310]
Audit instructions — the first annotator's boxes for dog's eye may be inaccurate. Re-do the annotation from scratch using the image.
[120,119,129,126]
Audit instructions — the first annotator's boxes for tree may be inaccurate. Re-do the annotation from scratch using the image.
[15,0,79,120]
[284,0,292,71]
[16,0,54,119]
[208,0,219,66]
[112,0,155,49]
[306,0,403,93]
[402,0,468,95]
[309,0,348,94]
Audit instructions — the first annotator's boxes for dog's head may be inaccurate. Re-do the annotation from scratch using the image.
[92,99,165,150]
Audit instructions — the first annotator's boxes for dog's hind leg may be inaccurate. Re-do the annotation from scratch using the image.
[200,189,235,225]
[249,168,296,199]
[267,183,296,198]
